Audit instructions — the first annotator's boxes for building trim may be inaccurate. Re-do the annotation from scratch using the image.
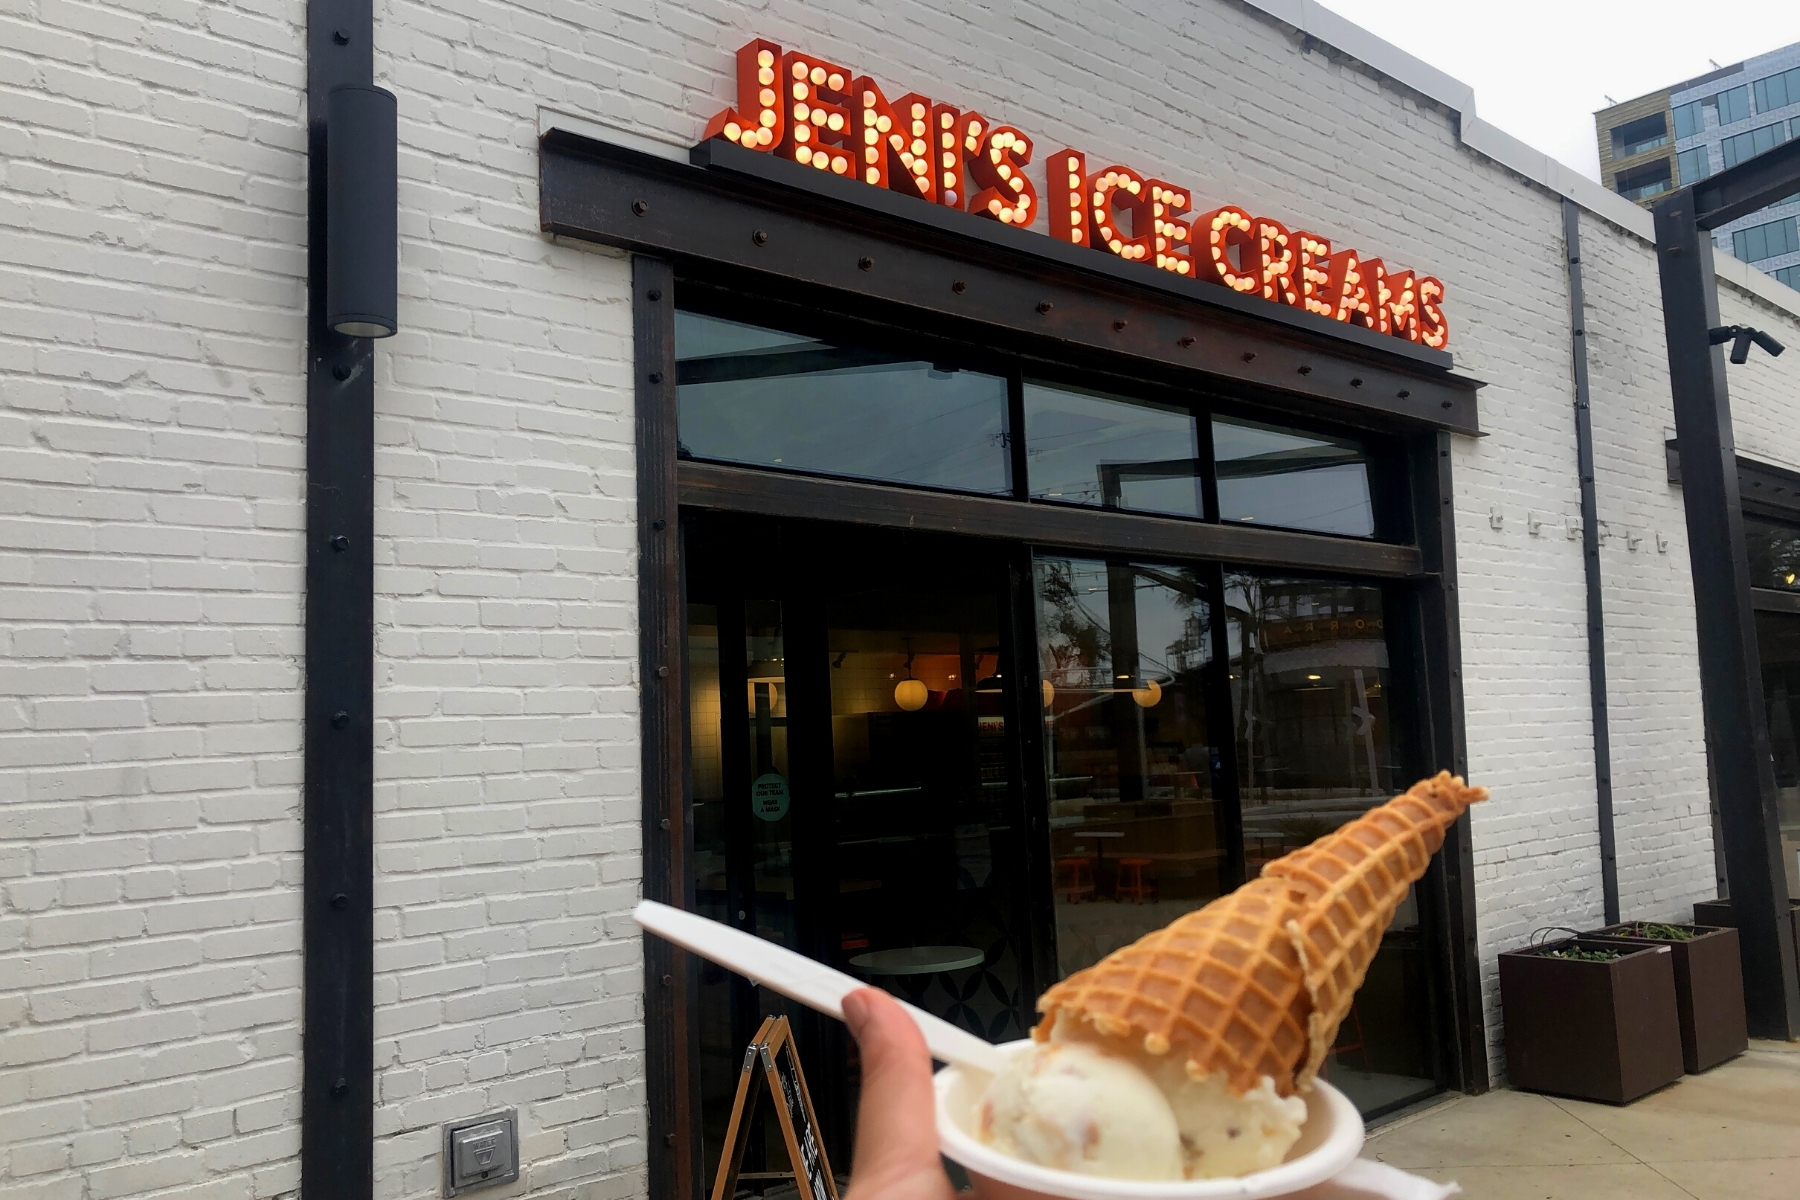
[676,461,1427,578]
[1562,200,1620,925]
[302,1,376,1197]
[538,132,1483,438]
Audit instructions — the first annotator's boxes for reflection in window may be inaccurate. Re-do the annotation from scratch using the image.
[1677,146,1711,185]
[1721,121,1788,169]
[1035,555,1227,975]
[675,309,1011,494]
[1227,574,1396,869]
[1214,416,1376,537]
[1732,216,1800,265]
[1718,85,1751,127]
[1673,100,1705,141]
[1744,514,1800,590]
[1754,612,1800,901]
[1024,382,1204,518]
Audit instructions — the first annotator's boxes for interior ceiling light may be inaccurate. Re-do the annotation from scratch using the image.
[894,639,927,711]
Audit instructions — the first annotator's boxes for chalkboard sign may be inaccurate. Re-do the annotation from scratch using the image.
[709,1016,839,1200]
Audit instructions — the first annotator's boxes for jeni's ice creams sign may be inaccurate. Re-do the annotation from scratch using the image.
[705,39,1449,349]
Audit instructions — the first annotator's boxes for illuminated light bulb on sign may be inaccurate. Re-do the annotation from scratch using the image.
[1417,276,1450,348]
[1055,149,1092,247]
[701,39,786,150]
[1295,233,1334,316]
[968,126,1037,226]
[1089,166,1152,261]
[1147,181,1192,275]
[1199,206,1259,292]
[700,39,1452,347]
[1254,217,1297,304]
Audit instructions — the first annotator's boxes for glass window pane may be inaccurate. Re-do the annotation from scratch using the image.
[1225,573,1439,1102]
[1036,555,1228,975]
[1720,85,1751,125]
[1674,100,1705,141]
[1227,574,1398,855]
[1213,416,1376,537]
[1023,381,1203,518]
[1744,515,1800,590]
[1678,146,1711,184]
[675,309,1010,494]
[1753,612,1800,900]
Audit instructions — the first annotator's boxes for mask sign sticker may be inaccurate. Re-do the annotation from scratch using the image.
[752,773,790,822]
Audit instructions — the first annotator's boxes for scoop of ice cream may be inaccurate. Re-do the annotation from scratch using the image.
[975,1041,1183,1180]
[1151,1059,1309,1179]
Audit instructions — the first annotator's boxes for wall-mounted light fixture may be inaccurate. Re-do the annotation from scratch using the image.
[326,84,398,338]
[1709,324,1784,366]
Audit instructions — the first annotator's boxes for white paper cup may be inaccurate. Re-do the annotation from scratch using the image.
[935,1040,1365,1200]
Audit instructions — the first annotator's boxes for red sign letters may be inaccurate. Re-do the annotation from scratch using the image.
[705,39,1448,349]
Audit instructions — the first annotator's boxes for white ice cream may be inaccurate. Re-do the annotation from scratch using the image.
[1152,1058,1308,1179]
[974,1020,1309,1181]
[976,1041,1184,1180]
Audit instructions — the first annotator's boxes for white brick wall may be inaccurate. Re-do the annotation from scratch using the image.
[1,0,311,1196]
[11,0,1800,1195]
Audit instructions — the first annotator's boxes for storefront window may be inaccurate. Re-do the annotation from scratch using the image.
[674,309,1011,494]
[1035,554,1229,976]
[1743,514,1800,590]
[1226,573,1432,1111]
[1754,612,1800,901]
[1214,415,1377,537]
[1023,381,1205,518]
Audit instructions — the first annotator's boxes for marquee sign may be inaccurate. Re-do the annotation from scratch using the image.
[704,38,1449,349]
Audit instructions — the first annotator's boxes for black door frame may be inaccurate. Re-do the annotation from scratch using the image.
[590,133,1486,1200]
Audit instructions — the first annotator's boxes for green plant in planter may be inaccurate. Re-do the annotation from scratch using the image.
[1618,922,1699,941]
[1541,944,1623,962]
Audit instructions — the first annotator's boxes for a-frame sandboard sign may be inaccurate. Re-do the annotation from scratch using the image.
[709,1015,840,1200]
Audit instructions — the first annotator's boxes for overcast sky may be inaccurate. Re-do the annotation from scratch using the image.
[1317,1,1800,180]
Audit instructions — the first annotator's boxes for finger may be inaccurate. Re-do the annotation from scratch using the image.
[842,988,942,1181]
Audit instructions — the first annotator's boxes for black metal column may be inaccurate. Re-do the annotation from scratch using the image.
[1408,430,1488,1093]
[635,257,702,1200]
[303,1,375,1196]
[1562,199,1620,925]
[1652,190,1800,1040]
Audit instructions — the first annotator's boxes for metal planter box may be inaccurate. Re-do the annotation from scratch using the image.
[1584,924,1747,1073]
[1692,897,1800,974]
[1498,938,1684,1104]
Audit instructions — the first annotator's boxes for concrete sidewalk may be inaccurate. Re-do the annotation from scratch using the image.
[1363,1040,1800,1199]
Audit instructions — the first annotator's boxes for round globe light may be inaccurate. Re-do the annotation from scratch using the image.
[894,678,930,711]
[1131,678,1163,708]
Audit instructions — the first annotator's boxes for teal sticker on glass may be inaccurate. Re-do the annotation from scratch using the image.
[751,773,790,822]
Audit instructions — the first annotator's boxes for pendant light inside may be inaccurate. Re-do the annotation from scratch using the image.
[894,640,928,711]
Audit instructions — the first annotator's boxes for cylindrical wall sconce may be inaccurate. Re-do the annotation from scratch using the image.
[326,84,398,338]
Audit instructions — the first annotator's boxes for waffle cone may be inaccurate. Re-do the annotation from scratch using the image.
[1035,875,1314,1096]
[1264,771,1487,1088]
[1034,772,1486,1096]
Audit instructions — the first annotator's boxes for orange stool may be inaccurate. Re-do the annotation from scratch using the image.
[1055,857,1094,903]
[1115,858,1154,904]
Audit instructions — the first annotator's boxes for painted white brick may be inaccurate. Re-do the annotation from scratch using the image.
[13,0,1800,1196]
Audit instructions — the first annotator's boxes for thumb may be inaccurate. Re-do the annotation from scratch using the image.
[842,988,944,1192]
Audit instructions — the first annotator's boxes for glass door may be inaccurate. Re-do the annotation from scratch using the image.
[1033,555,1236,974]
[687,514,1038,1188]
[1755,611,1800,901]
[1225,572,1436,1115]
